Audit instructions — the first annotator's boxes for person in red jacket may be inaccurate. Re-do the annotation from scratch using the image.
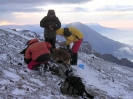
[24,38,52,70]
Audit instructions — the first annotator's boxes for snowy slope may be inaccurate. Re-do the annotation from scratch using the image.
[0,28,133,99]
[76,53,133,99]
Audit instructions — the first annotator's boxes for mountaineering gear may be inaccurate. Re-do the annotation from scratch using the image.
[39,63,48,76]
[32,64,41,71]
[56,27,84,45]
[58,63,73,79]
[60,76,94,99]
[49,65,59,74]
[33,63,48,75]
[71,53,78,65]
[24,58,31,64]
[67,45,70,50]
[49,62,73,79]
[20,48,26,54]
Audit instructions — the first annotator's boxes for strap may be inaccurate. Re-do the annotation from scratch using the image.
[75,35,80,40]
[58,81,63,85]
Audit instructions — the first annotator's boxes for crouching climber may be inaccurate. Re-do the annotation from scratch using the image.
[24,38,52,71]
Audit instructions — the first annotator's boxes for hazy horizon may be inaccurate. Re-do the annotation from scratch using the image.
[0,0,133,30]
[1,22,133,46]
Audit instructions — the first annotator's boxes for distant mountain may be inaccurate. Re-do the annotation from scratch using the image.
[85,23,133,46]
[0,24,44,34]
[0,24,67,34]
[65,22,133,61]
[79,41,133,68]
[85,23,122,34]
[94,53,133,68]
[0,23,125,35]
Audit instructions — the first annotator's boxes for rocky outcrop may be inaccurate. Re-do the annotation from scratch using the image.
[79,41,93,54]
[79,40,133,68]
[94,53,133,68]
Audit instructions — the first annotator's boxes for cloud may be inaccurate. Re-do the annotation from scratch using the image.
[71,7,89,12]
[118,47,133,54]
[0,0,92,5]
[95,5,133,12]
[0,5,44,13]
[0,13,15,22]
[0,0,92,13]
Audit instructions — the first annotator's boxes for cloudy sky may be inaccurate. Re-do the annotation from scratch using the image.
[0,0,133,30]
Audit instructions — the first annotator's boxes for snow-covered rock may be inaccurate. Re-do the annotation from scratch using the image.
[0,28,133,99]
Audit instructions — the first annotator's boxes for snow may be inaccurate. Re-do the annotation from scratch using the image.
[3,70,20,80]
[0,28,133,99]
[74,60,126,97]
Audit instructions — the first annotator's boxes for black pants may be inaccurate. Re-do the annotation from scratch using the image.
[71,53,78,65]
[36,53,51,62]
[45,38,56,48]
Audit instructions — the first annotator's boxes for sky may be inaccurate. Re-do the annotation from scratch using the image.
[0,0,133,30]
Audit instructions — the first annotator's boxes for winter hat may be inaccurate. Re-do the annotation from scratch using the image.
[47,9,55,15]
[27,38,39,45]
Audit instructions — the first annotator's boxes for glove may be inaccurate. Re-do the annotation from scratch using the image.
[20,49,26,54]
[67,45,70,50]
[24,58,31,64]
[49,47,53,53]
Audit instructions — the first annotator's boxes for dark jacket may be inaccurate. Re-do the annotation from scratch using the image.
[40,16,61,39]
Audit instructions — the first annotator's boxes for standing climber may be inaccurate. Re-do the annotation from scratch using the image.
[40,9,61,48]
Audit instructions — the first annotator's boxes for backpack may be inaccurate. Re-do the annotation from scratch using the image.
[58,63,73,79]
[60,76,94,99]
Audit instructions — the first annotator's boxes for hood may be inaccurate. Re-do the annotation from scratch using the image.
[27,38,39,45]
[47,10,55,16]
[56,28,64,35]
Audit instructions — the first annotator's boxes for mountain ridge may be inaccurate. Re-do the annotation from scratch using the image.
[0,28,133,99]
[64,22,133,61]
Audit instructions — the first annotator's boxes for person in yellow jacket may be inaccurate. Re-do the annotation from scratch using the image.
[56,27,84,65]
